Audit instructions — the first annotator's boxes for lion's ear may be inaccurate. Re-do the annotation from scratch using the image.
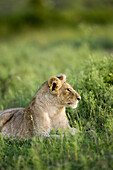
[48,77,61,94]
[57,74,66,82]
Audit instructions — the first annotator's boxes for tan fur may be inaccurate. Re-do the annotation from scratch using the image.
[0,74,81,139]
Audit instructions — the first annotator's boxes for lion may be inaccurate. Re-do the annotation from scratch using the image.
[0,74,81,139]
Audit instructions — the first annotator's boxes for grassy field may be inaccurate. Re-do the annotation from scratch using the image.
[0,24,113,169]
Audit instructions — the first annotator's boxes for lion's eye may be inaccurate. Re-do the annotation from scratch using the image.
[66,88,71,92]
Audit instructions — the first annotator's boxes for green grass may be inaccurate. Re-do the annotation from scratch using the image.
[0,24,113,169]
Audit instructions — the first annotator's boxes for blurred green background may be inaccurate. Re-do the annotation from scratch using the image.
[0,0,113,34]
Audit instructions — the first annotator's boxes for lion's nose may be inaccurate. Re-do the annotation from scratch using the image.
[77,96,81,101]
[76,93,81,101]
[75,91,81,101]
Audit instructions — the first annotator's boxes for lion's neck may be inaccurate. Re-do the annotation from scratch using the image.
[26,86,67,131]
[35,96,65,118]
[27,82,66,118]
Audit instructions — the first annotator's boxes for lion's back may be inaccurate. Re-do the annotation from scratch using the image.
[0,108,27,138]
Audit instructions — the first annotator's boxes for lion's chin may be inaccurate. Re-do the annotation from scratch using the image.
[70,101,78,109]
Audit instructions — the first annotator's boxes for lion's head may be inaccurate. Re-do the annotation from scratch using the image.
[48,74,81,109]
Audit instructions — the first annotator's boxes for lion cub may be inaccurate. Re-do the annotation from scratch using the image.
[0,74,81,139]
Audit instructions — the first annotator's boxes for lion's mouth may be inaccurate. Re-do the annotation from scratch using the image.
[68,101,79,109]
